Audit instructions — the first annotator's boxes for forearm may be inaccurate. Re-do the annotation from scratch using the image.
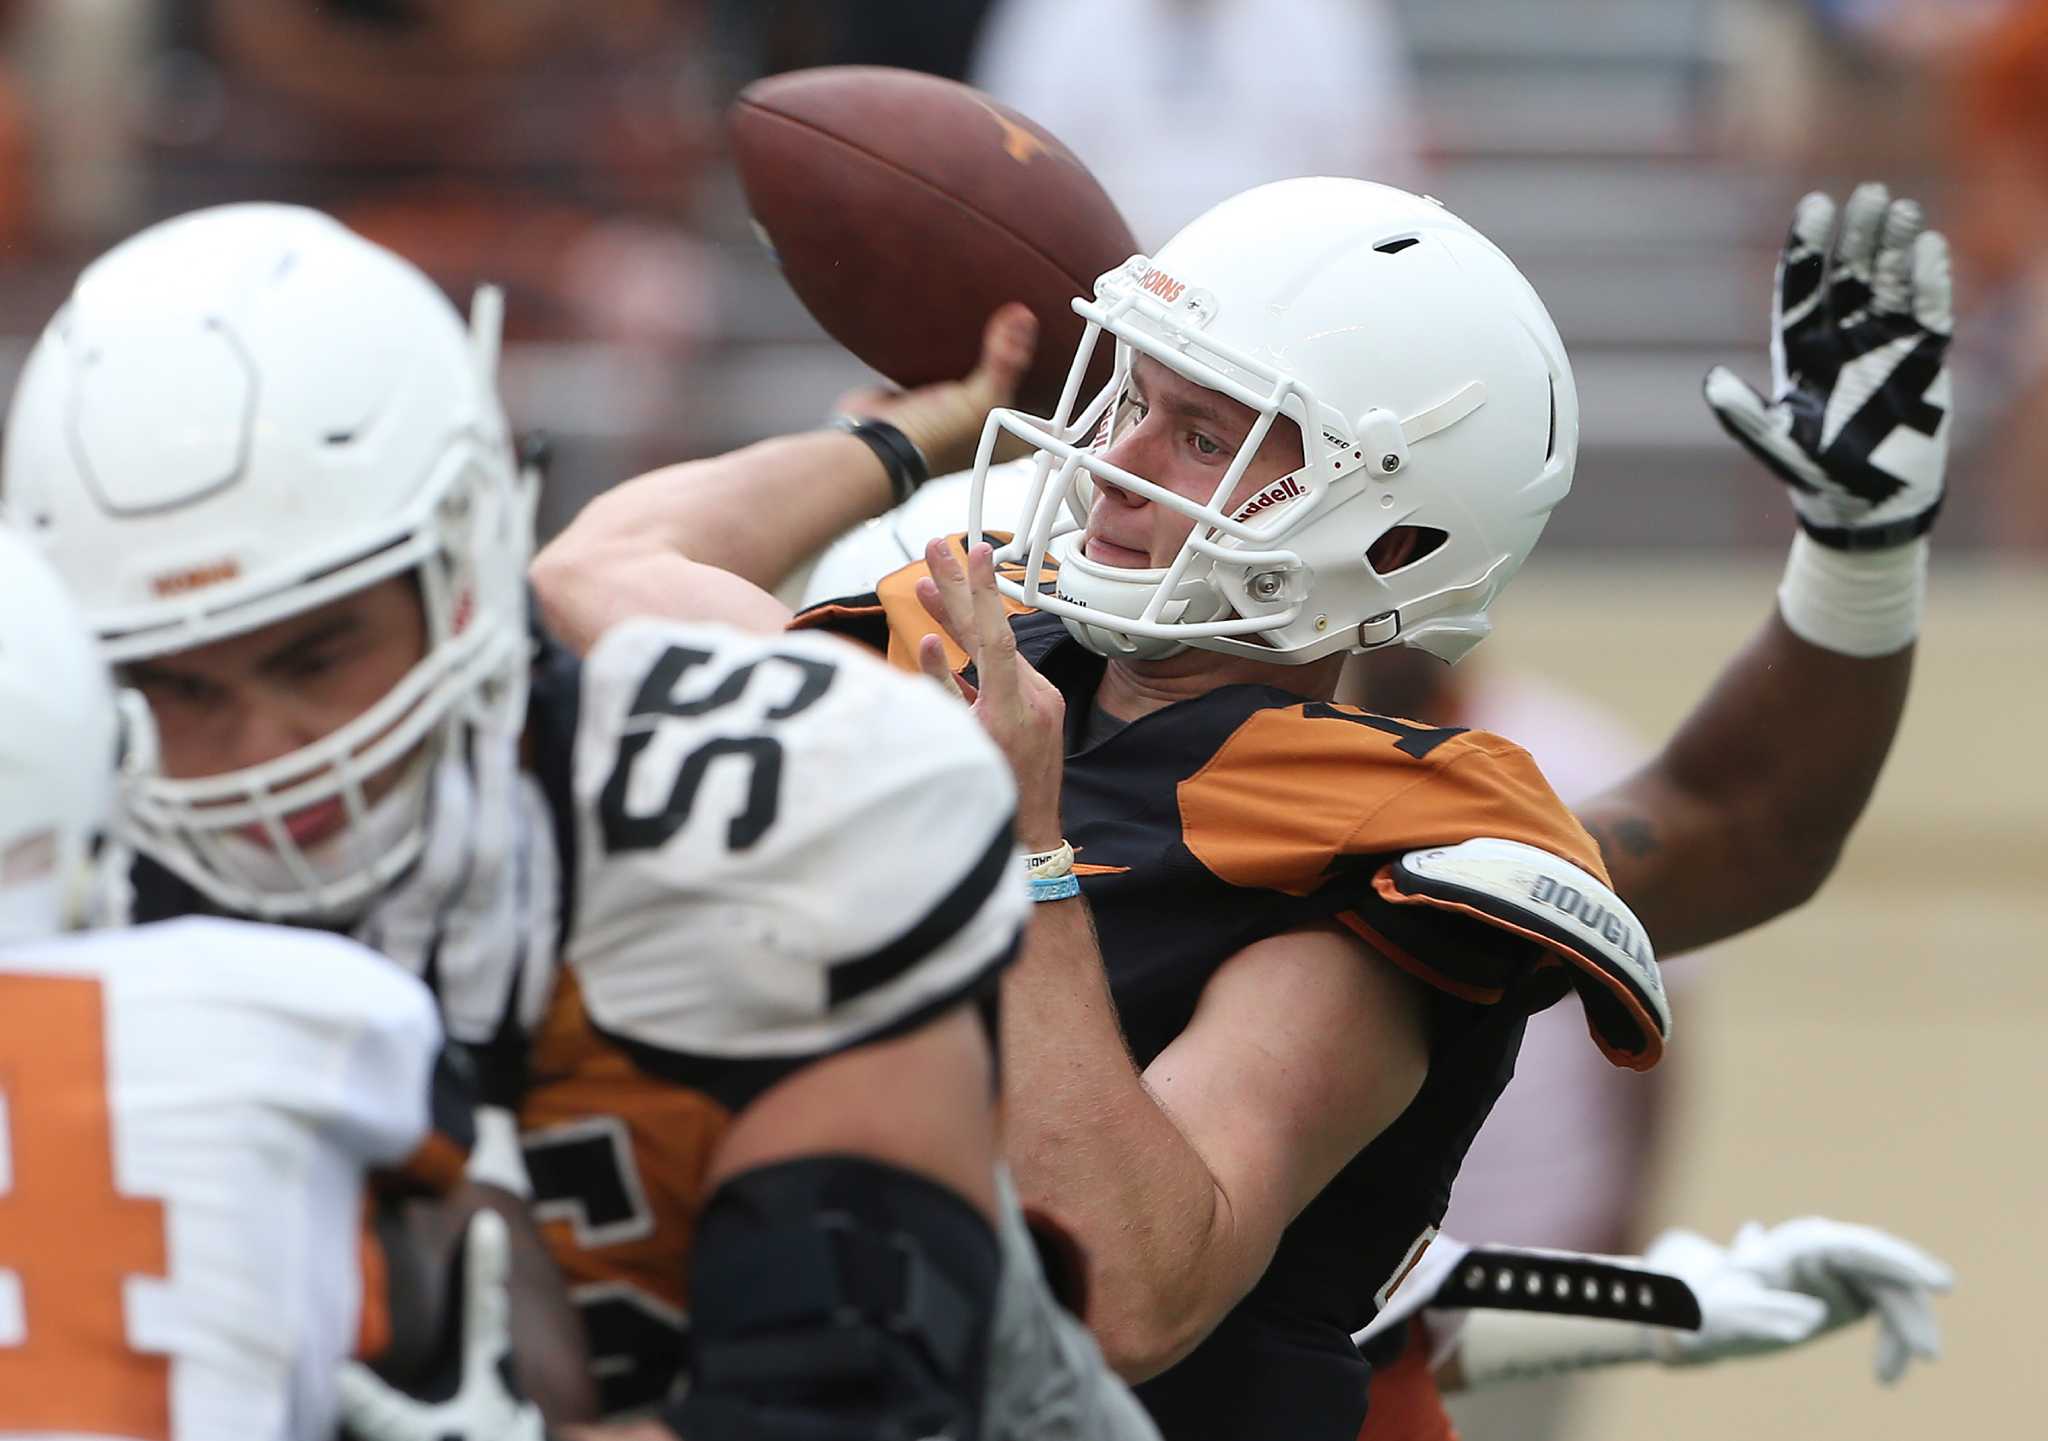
[530,431,891,650]
[1580,603,1912,957]
[999,896,1246,1380]
[582,431,895,589]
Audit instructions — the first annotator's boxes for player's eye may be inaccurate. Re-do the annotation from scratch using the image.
[133,672,219,708]
[278,648,341,682]
[1189,431,1223,458]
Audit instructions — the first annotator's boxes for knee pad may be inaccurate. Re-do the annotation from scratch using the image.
[669,1155,1000,1441]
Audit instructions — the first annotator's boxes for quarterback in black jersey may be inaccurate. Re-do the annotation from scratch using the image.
[538,179,1953,1441]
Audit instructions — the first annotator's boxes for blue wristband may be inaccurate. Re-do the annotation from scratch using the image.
[1029,873,1081,903]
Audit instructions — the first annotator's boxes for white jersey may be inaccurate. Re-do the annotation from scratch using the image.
[566,615,1025,1089]
[520,616,1026,1415]
[0,917,445,1441]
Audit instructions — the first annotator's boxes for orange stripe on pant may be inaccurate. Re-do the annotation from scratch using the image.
[1359,1321,1459,1441]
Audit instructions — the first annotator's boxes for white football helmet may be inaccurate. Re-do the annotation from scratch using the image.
[0,525,125,943]
[968,178,1579,665]
[1,204,536,920]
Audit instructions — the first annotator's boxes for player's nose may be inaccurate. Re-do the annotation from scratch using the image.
[224,700,330,776]
[1093,437,1151,507]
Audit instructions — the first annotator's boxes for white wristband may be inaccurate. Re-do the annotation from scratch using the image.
[1776,532,1928,659]
[1023,841,1075,881]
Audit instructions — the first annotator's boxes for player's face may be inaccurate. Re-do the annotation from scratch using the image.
[1083,355,1306,569]
[120,577,428,849]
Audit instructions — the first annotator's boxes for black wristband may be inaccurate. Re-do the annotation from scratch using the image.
[832,416,930,507]
[1798,496,1943,552]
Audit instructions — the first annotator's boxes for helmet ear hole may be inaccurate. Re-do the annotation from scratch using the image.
[1367,525,1447,576]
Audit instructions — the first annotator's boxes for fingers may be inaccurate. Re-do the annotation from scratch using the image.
[1702,365,1769,434]
[1778,191,1835,330]
[1913,229,1955,338]
[1834,181,1891,287]
[965,542,1021,712]
[1742,1287,1830,1346]
[918,539,1021,710]
[967,303,1039,410]
[1702,364,1826,495]
[1870,198,1924,317]
[918,539,978,652]
[917,633,977,703]
[460,1209,515,1371]
[1867,1279,1941,1384]
[1771,1218,1955,1293]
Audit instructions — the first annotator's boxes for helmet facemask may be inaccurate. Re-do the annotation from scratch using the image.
[4,208,544,922]
[970,255,1494,666]
[116,441,537,923]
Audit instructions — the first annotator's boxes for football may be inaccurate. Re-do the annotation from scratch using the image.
[729,65,1139,418]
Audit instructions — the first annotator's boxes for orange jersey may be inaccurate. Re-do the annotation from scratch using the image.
[518,970,733,1414]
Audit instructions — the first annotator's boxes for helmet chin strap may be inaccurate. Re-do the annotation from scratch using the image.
[1062,614,1189,662]
[1049,531,1227,661]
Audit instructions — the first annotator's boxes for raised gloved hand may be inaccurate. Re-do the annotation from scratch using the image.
[1704,183,1953,551]
[1647,1216,1953,1383]
[337,1210,549,1441]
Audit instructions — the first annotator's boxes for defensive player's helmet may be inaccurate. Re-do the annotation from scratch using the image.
[0,526,124,943]
[1,204,535,920]
[968,178,1578,665]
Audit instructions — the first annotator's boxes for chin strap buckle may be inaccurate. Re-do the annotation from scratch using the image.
[1358,611,1401,647]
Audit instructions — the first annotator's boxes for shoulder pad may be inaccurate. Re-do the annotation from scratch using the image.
[1181,709,1604,898]
[1375,838,1668,1070]
[568,618,1025,1106]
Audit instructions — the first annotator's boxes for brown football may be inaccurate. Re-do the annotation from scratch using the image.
[729,66,1139,418]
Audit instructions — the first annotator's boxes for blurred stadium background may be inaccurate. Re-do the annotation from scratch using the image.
[0,2,2037,1435]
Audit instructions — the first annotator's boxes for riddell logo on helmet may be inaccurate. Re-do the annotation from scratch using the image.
[1138,267,1187,304]
[150,559,240,598]
[1231,476,1305,522]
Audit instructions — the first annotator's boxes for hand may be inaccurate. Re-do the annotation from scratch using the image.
[915,538,1066,850]
[1726,1216,1953,1384]
[1644,1217,1952,1383]
[1704,183,1953,550]
[836,304,1038,478]
[337,1210,549,1441]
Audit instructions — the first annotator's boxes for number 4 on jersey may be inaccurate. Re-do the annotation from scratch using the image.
[0,974,174,1439]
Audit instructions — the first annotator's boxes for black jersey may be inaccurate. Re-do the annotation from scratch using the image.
[792,556,1634,1441]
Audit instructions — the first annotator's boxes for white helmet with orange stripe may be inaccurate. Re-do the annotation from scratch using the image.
[1,204,536,919]
[970,177,1577,666]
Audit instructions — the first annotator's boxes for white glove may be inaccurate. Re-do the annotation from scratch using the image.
[337,1210,549,1441]
[1646,1217,1953,1383]
[1704,183,1953,551]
